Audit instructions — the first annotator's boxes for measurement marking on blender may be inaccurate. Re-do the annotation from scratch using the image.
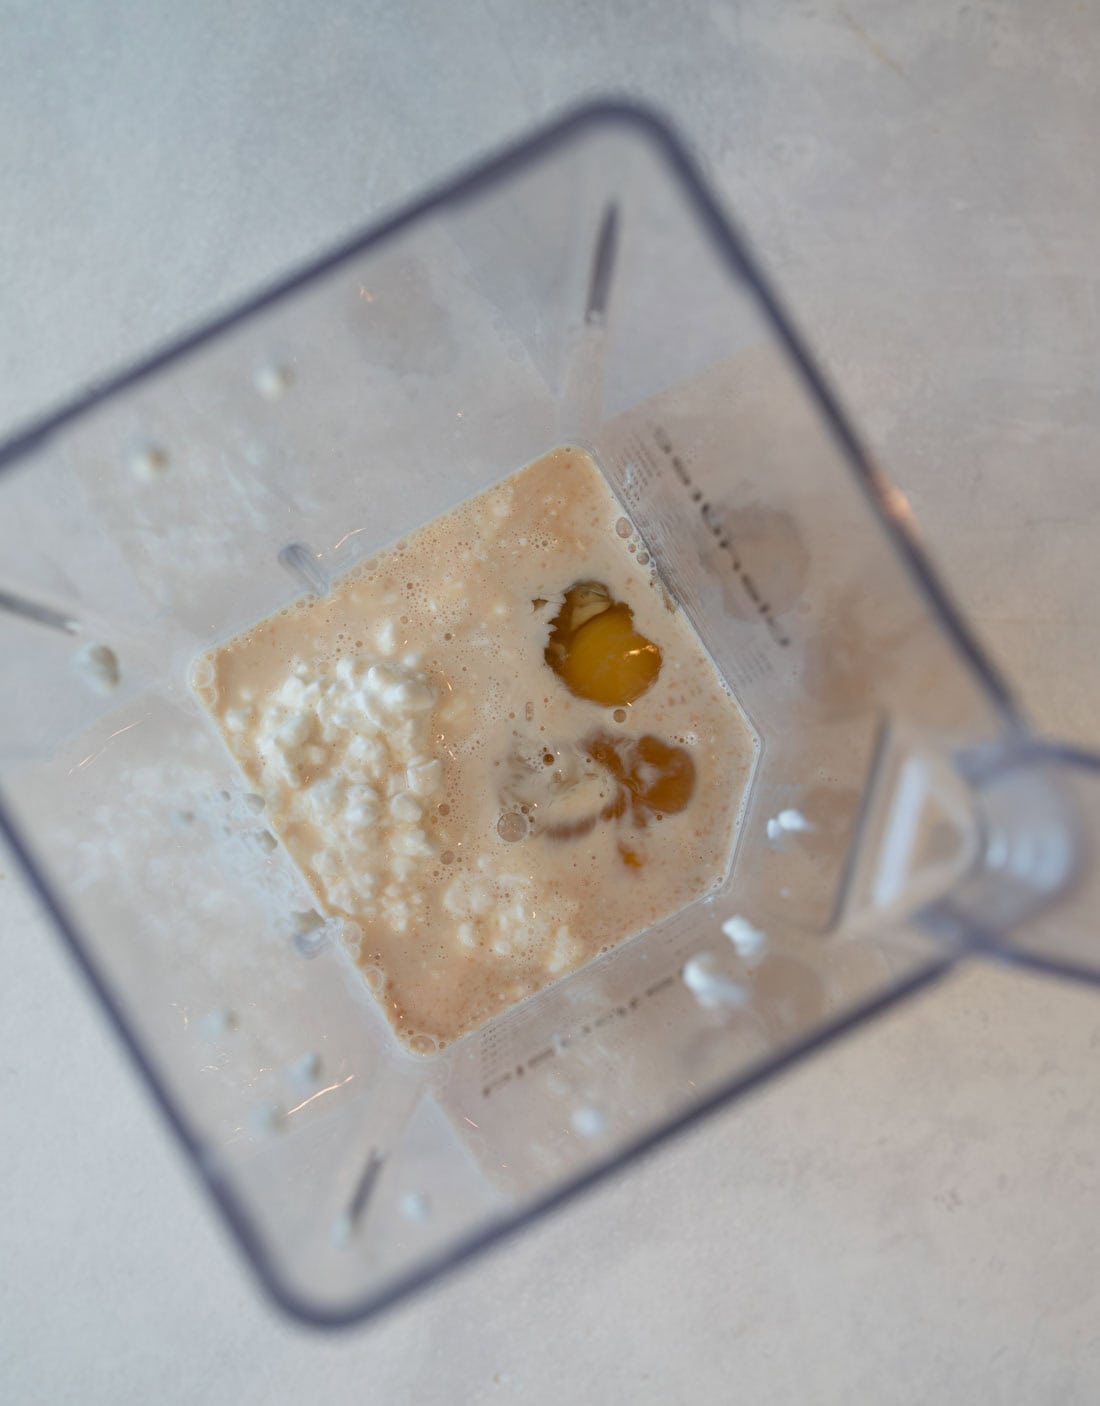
[646,425,791,646]
[480,967,684,1097]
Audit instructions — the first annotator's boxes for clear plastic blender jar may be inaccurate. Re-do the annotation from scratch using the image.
[2,102,1097,1325]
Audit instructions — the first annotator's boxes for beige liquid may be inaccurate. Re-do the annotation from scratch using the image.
[196,448,755,1049]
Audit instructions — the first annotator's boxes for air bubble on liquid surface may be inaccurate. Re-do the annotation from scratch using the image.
[360,963,384,992]
[292,910,330,958]
[496,811,527,843]
[190,656,215,692]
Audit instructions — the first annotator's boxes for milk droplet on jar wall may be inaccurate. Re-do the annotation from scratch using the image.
[74,643,120,693]
[682,951,748,1009]
[721,914,767,961]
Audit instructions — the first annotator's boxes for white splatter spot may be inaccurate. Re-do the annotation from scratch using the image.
[721,914,767,961]
[682,951,748,1009]
[767,807,814,842]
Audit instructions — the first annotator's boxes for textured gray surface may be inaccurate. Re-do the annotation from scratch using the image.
[3,2,1100,1401]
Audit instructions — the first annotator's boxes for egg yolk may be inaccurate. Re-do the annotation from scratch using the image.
[544,582,662,707]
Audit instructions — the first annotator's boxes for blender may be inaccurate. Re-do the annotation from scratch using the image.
[1,101,1097,1325]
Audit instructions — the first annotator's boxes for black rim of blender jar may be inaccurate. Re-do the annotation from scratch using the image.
[0,100,1020,1326]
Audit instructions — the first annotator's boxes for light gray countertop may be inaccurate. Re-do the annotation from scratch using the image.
[3,3,1100,1401]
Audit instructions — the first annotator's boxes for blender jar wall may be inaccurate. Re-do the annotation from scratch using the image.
[0,104,1022,1322]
